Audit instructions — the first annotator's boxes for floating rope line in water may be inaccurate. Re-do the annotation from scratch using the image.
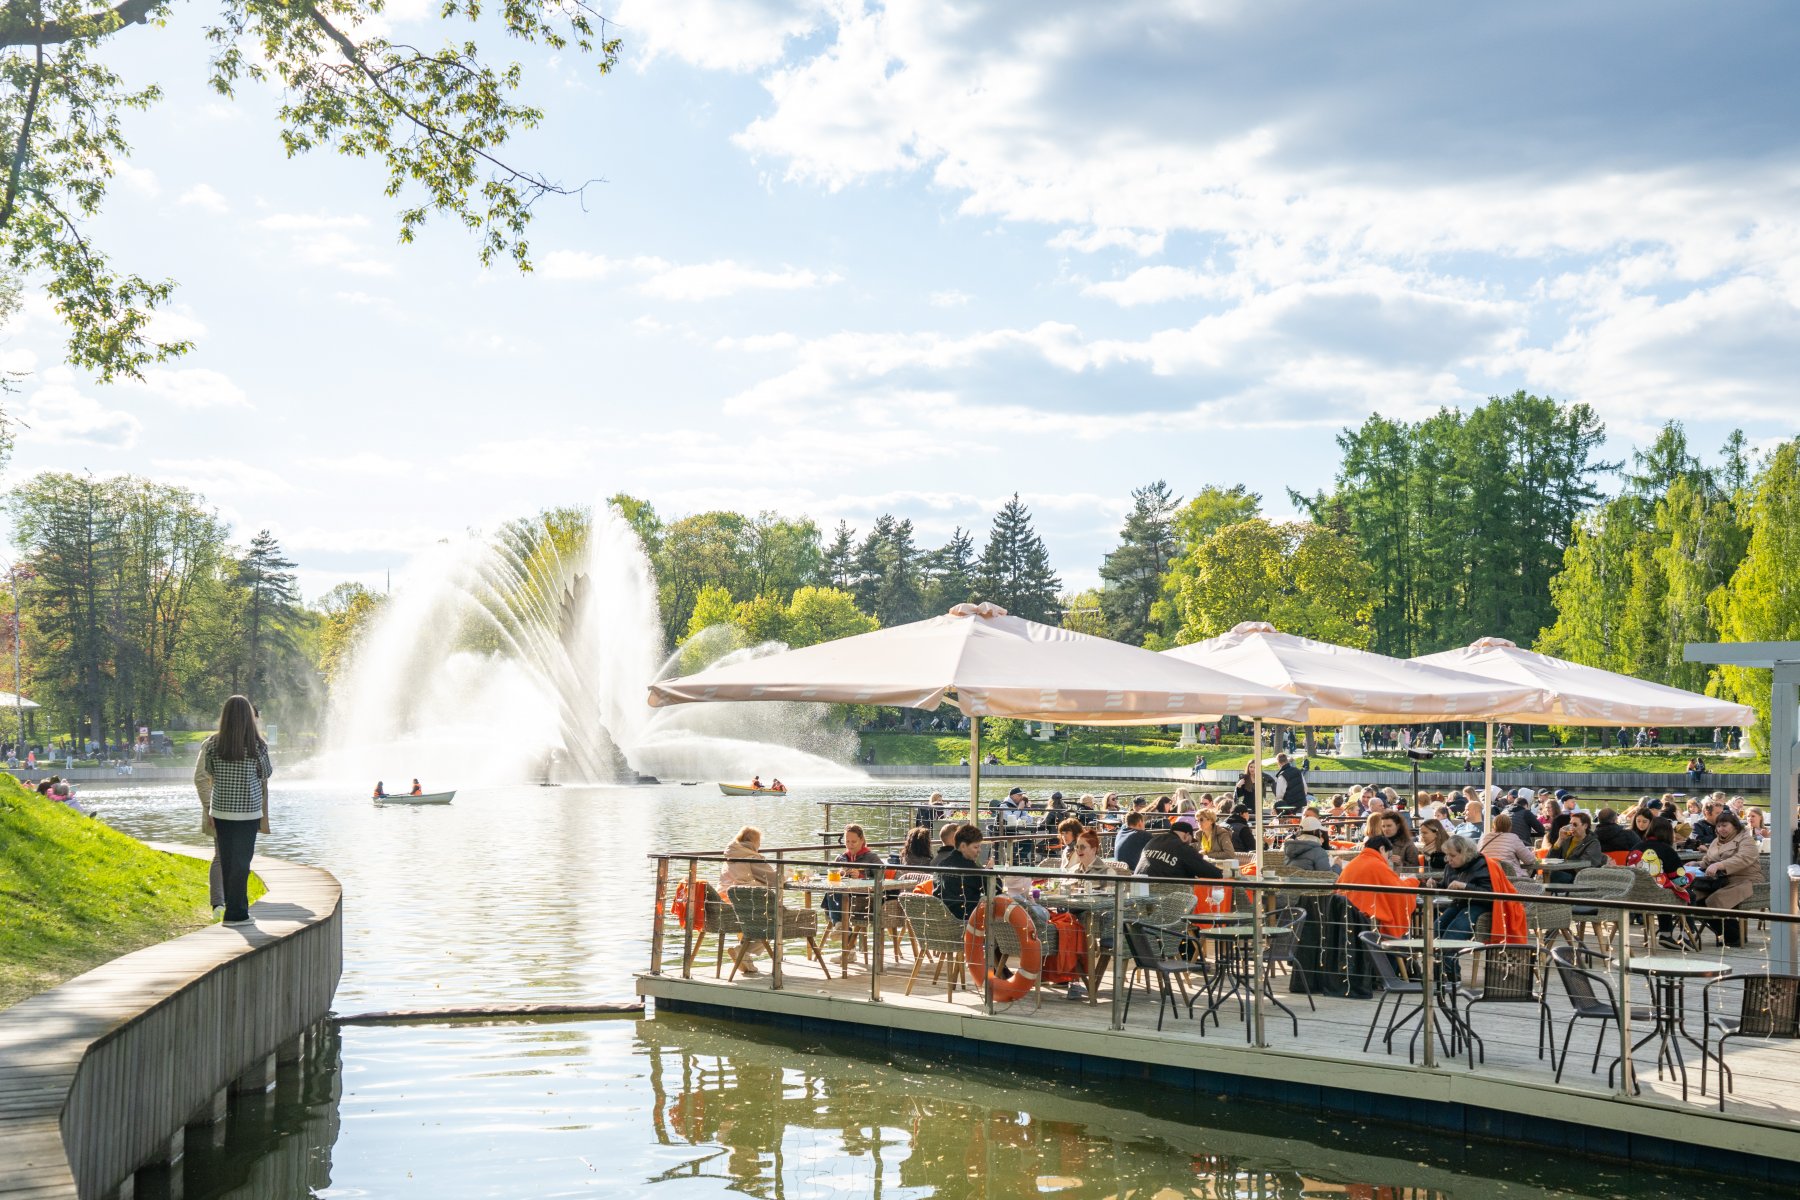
[334,1001,645,1026]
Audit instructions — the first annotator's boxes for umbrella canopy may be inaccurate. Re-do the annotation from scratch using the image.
[0,691,37,710]
[648,603,1309,723]
[1412,637,1757,728]
[1160,622,1545,725]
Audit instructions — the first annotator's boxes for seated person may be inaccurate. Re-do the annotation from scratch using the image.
[824,824,885,961]
[1547,811,1606,882]
[935,824,988,922]
[1281,816,1336,873]
[1475,813,1538,879]
[1336,835,1415,937]
[1136,815,1224,880]
[1433,836,1494,976]
[720,825,816,976]
[410,778,423,796]
[1053,816,1085,871]
[1112,812,1150,871]
[1594,806,1641,853]
[1068,828,1128,882]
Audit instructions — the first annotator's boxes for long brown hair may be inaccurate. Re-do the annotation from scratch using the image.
[214,695,260,761]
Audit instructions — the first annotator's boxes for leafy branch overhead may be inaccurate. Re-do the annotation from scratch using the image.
[0,0,619,380]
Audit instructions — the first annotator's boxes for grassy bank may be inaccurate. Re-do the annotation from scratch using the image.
[858,733,1770,776]
[0,776,226,1008]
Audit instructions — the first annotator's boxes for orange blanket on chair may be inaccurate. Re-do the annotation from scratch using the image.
[1336,848,1416,938]
[1482,857,1528,944]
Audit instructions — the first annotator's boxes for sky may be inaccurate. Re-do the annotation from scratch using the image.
[3,0,1799,601]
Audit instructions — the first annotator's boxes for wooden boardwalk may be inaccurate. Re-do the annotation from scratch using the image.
[0,846,342,1200]
[639,934,1800,1180]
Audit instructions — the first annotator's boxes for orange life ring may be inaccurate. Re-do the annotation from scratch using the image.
[963,895,1041,1003]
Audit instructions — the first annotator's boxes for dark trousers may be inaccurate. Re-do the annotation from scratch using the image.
[213,818,259,922]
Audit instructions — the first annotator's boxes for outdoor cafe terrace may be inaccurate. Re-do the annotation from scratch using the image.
[635,827,1800,1184]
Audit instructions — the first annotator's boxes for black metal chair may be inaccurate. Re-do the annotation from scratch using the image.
[1546,944,1653,1085]
[1702,972,1800,1110]
[1262,906,1314,1011]
[1453,944,1546,1067]
[1122,920,1207,1032]
[1358,930,1431,1061]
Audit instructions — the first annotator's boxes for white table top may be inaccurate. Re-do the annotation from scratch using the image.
[1379,938,1488,952]
[1628,956,1733,977]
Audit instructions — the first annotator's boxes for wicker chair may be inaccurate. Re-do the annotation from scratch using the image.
[1702,973,1800,1110]
[990,901,1061,1010]
[1511,879,1574,973]
[898,892,968,1001]
[1266,866,1338,897]
[1564,866,1637,949]
[679,882,745,978]
[724,885,829,981]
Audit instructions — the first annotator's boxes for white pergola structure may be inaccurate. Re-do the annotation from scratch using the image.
[1684,640,1800,973]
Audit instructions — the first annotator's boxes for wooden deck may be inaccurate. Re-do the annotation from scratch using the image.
[0,846,342,1200]
[638,933,1800,1181]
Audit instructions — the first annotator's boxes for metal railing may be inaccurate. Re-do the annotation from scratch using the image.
[645,847,1800,1123]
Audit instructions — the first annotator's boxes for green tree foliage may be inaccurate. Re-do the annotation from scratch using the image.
[608,494,663,557]
[1059,588,1107,637]
[0,0,619,381]
[1167,518,1374,649]
[1539,424,1749,694]
[921,525,975,615]
[820,521,855,590]
[655,511,750,645]
[975,494,1062,622]
[783,585,878,647]
[234,529,298,694]
[1097,480,1179,645]
[1707,439,1800,751]
[744,512,822,602]
[1145,485,1260,649]
[1299,392,1609,655]
[315,581,383,685]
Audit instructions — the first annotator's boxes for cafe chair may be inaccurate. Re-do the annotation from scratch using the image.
[1454,944,1545,1067]
[1357,930,1433,1063]
[1702,973,1800,1110]
[1547,944,1653,1085]
[898,892,967,1001]
[1123,921,1207,1032]
[725,885,831,982]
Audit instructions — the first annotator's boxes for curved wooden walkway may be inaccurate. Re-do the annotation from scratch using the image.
[0,845,341,1200]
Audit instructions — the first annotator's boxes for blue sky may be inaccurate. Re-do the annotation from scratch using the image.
[4,0,1798,600]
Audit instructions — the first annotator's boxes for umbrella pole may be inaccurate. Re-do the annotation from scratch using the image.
[969,714,982,821]
[1252,718,1264,876]
[1484,720,1495,798]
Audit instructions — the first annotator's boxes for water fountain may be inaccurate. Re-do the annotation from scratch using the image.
[322,503,862,786]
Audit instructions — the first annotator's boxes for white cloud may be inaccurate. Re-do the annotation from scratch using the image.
[1082,265,1232,307]
[1049,228,1167,257]
[178,184,230,214]
[613,0,826,72]
[115,164,160,198]
[298,451,409,476]
[119,367,249,409]
[539,250,629,280]
[16,381,141,447]
[257,212,391,275]
[715,331,800,351]
[448,436,603,480]
[638,259,841,301]
[143,306,209,344]
[929,289,972,307]
[151,457,296,494]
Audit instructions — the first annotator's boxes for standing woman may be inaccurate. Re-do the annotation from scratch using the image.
[194,696,272,928]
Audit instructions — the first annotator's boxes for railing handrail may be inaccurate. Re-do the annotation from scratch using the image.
[645,847,1800,924]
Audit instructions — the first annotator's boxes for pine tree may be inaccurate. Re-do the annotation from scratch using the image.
[853,515,895,615]
[1098,480,1180,645]
[923,526,976,614]
[871,517,926,626]
[821,521,856,590]
[975,495,1062,622]
[237,530,299,696]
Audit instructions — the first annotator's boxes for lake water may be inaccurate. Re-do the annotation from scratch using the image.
[94,779,1774,1199]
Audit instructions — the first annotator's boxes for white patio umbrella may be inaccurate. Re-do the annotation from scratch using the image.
[649,602,1309,814]
[1413,637,1758,793]
[1161,622,1545,860]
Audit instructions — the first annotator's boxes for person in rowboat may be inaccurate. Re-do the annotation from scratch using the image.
[770,778,786,793]
[410,779,423,796]
[751,775,763,790]
[373,781,387,799]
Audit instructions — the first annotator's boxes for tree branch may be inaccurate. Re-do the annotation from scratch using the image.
[0,38,43,232]
[0,0,158,48]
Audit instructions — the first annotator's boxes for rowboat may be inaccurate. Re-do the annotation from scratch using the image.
[374,791,456,806]
[718,783,788,797]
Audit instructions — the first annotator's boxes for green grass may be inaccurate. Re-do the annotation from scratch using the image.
[858,733,1769,775]
[0,776,263,1008]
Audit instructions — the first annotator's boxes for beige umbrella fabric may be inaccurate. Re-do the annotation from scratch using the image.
[649,603,1309,724]
[1161,622,1544,725]
[1412,638,1757,728]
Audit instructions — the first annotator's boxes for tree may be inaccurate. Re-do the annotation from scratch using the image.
[1708,439,1800,752]
[315,581,383,685]
[783,586,877,648]
[820,522,855,590]
[1168,519,1374,648]
[0,0,619,383]
[921,526,976,615]
[608,494,663,557]
[9,471,115,743]
[871,517,925,626]
[1146,485,1260,648]
[1097,480,1179,645]
[1059,588,1107,637]
[975,494,1062,623]
[731,592,788,645]
[235,529,298,695]
[744,513,821,602]
[654,511,750,644]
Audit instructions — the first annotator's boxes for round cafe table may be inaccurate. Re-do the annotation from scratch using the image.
[1611,955,1731,1102]
[1376,938,1488,1058]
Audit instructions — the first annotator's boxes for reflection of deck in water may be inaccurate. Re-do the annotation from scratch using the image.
[638,936,1800,1185]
